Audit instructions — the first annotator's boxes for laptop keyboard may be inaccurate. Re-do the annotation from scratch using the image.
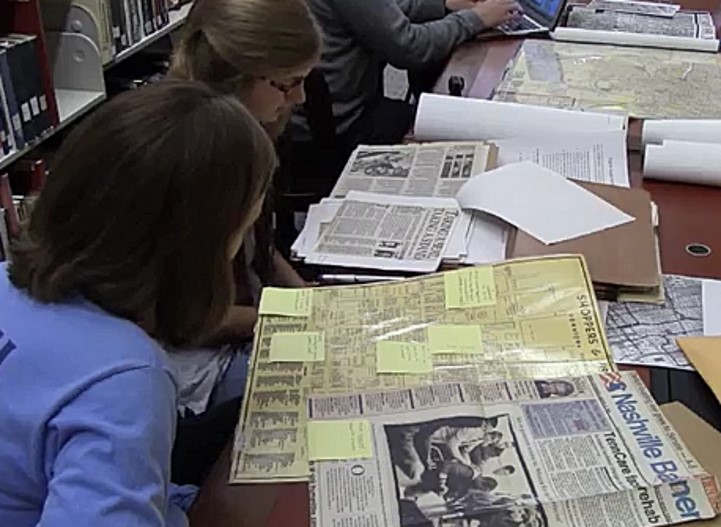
[499,15,543,33]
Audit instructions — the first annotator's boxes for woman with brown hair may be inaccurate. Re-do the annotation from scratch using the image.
[0,81,276,526]
[166,0,322,420]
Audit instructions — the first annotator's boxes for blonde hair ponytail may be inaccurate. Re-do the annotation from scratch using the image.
[170,0,321,92]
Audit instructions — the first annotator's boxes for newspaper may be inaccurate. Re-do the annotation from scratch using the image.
[308,371,721,526]
[567,8,717,40]
[330,142,497,199]
[587,0,681,17]
[304,191,461,273]
[231,255,615,483]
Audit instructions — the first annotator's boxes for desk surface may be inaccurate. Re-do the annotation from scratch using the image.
[190,3,721,524]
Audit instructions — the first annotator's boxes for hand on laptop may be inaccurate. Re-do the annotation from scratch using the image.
[472,0,523,28]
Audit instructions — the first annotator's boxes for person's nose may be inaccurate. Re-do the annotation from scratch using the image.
[288,83,306,106]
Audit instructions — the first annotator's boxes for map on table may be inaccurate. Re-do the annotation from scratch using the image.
[606,275,702,370]
[230,255,614,484]
[492,40,721,119]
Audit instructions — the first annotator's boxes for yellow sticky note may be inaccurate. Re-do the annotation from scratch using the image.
[444,266,496,309]
[428,325,483,354]
[376,341,432,374]
[269,332,325,362]
[307,419,373,461]
[258,287,312,317]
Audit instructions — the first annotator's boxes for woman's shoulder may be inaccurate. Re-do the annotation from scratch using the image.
[0,267,171,378]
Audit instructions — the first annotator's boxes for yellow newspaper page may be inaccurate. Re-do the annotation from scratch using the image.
[230,255,614,483]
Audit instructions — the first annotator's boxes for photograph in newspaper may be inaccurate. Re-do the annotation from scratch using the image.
[330,143,497,198]
[386,414,546,526]
[308,372,720,527]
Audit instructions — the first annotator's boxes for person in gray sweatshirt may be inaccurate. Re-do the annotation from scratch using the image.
[292,0,521,149]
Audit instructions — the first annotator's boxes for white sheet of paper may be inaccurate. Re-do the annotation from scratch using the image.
[642,120,721,146]
[552,27,720,53]
[455,162,634,244]
[445,211,473,260]
[494,130,630,187]
[464,212,508,265]
[644,140,721,186]
[291,200,343,257]
[703,279,721,336]
[414,93,627,143]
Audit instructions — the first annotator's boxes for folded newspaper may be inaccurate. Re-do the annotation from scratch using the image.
[301,191,463,273]
[308,371,721,526]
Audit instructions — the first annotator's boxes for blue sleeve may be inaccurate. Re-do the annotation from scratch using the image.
[37,366,188,527]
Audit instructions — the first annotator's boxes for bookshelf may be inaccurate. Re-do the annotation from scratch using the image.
[0,1,191,172]
[106,3,191,68]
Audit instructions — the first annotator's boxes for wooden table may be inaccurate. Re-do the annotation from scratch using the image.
[190,3,721,523]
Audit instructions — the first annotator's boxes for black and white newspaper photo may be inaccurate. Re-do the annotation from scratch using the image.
[386,414,544,526]
[307,372,720,527]
[330,142,497,199]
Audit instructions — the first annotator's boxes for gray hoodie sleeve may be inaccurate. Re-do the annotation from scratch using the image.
[396,0,447,22]
[333,0,485,70]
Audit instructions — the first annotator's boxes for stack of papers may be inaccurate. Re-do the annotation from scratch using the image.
[296,191,463,273]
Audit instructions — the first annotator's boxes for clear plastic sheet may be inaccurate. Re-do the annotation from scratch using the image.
[231,255,613,484]
[492,39,721,119]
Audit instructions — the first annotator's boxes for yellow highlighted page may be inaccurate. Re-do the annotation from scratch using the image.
[258,287,312,317]
[376,341,432,374]
[428,324,483,354]
[444,267,496,309]
[307,419,373,461]
[269,332,325,362]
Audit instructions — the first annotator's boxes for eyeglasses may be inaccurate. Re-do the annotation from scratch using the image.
[267,76,305,95]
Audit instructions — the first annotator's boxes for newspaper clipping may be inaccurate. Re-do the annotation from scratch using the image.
[566,8,717,40]
[308,372,720,527]
[330,142,497,199]
[305,191,460,272]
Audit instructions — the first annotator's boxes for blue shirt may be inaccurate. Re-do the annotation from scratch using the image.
[0,265,189,526]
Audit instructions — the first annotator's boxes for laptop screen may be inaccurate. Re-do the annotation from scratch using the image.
[524,0,563,22]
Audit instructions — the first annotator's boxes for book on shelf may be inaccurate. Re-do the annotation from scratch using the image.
[42,0,176,63]
[0,33,55,158]
[0,0,60,128]
[112,0,174,55]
